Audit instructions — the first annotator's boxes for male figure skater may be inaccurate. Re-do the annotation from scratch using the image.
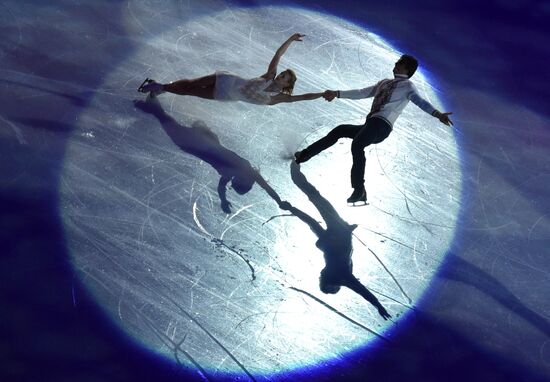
[281,162,391,320]
[294,55,453,204]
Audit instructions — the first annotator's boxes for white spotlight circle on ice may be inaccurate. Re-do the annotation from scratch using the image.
[60,5,461,376]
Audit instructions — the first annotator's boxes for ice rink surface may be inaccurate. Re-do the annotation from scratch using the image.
[1,1,549,381]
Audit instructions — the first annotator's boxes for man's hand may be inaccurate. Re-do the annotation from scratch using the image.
[323,90,337,102]
[289,33,305,42]
[435,111,453,126]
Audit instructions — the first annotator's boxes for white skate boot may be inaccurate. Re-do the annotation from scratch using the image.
[138,78,165,95]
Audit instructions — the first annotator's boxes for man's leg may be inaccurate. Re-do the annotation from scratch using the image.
[295,123,361,163]
[349,118,392,200]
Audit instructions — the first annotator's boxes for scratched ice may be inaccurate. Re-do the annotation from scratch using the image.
[59,5,460,377]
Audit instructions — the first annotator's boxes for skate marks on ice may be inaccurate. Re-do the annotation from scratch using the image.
[288,286,390,342]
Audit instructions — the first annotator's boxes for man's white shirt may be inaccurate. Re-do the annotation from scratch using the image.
[338,73,437,127]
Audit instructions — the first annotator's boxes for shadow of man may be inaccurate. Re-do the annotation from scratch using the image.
[134,95,287,213]
[281,161,391,320]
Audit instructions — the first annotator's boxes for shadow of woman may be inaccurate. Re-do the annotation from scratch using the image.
[281,161,392,320]
[133,95,286,213]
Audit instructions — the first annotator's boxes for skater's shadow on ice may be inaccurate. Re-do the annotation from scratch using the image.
[440,254,550,338]
[2,79,94,140]
[1,79,93,108]
[133,96,285,214]
[282,162,391,319]
[10,117,75,135]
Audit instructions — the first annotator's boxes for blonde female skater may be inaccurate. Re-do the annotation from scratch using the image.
[138,33,322,105]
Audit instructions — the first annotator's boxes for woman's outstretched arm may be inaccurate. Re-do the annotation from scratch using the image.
[262,33,304,79]
[268,92,324,105]
[254,173,282,205]
[217,176,232,213]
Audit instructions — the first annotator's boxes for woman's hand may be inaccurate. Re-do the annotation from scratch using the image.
[263,34,305,80]
[221,200,232,214]
[289,33,305,42]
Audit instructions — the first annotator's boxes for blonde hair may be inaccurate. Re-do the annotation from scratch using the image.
[280,69,297,95]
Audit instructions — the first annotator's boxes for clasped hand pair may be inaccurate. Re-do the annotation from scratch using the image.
[322,90,337,102]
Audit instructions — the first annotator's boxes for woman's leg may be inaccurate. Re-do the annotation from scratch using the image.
[163,74,216,99]
[296,123,360,163]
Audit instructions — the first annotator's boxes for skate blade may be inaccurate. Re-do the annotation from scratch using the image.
[347,200,368,207]
[137,77,152,93]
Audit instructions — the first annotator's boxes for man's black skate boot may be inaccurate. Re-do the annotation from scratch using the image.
[347,187,367,205]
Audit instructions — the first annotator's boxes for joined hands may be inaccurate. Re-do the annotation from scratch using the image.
[323,90,337,102]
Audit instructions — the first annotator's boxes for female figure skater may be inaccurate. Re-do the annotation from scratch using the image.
[138,33,323,105]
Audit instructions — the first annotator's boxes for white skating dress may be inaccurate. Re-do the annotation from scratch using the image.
[214,71,279,105]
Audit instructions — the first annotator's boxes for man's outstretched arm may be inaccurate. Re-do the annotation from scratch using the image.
[431,110,453,126]
[323,83,379,102]
[343,276,392,320]
[409,85,453,126]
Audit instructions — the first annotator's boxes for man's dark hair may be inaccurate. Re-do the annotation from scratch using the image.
[400,55,418,77]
